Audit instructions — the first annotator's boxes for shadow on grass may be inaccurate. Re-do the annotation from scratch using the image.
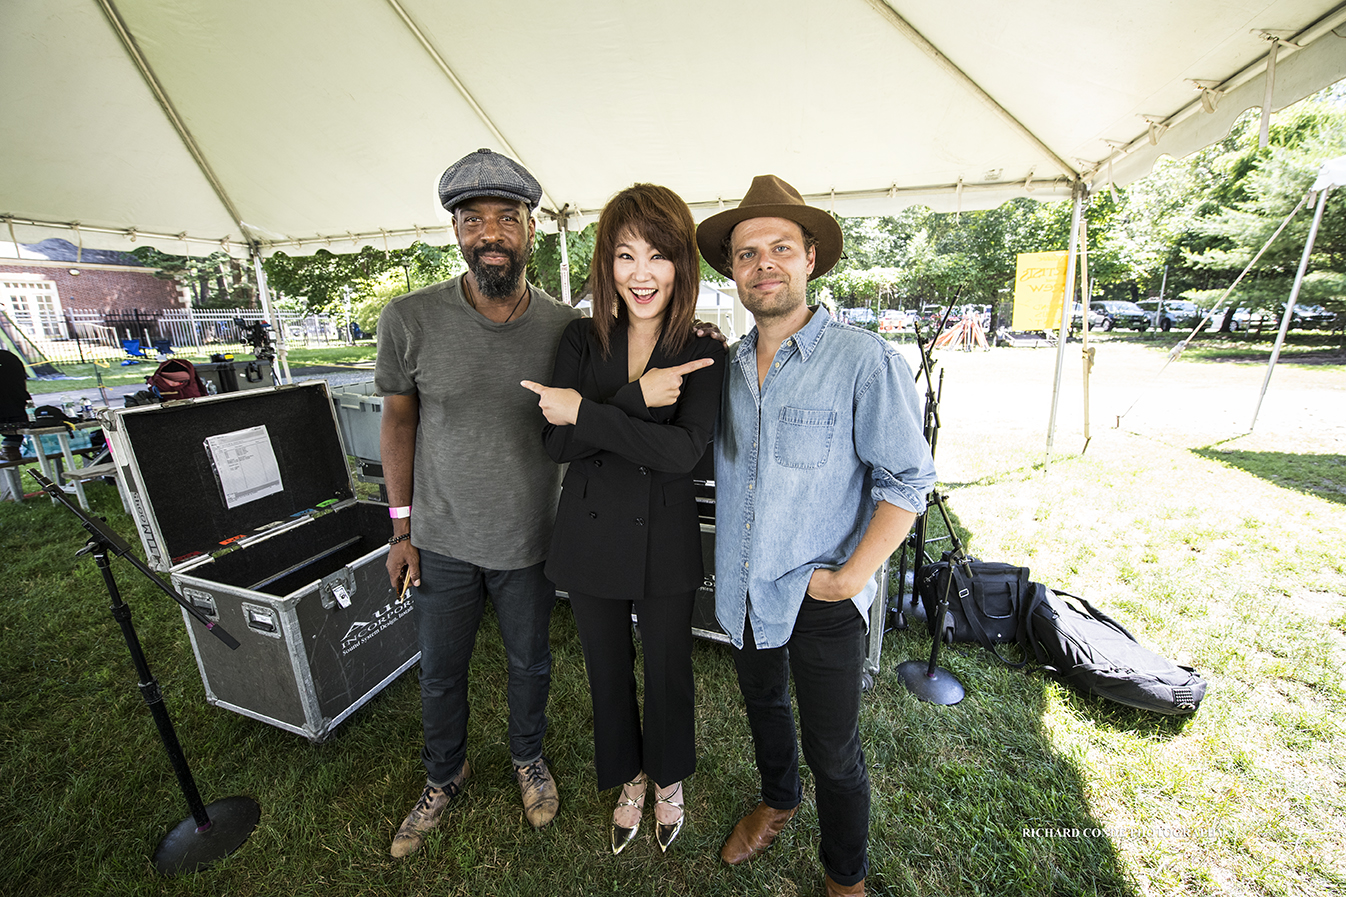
[863,495,1138,894]
[869,629,1136,896]
[0,482,1137,897]
[1192,447,1346,505]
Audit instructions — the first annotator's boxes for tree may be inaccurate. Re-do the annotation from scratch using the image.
[130,247,257,308]
[528,225,595,304]
[1180,103,1346,328]
[1098,93,1346,331]
[262,242,464,330]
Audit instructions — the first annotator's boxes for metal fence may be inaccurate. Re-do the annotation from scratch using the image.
[28,307,344,368]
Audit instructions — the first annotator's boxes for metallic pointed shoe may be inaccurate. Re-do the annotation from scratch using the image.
[654,781,685,853]
[610,773,647,855]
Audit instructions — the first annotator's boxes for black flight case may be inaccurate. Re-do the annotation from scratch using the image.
[102,381,418,742]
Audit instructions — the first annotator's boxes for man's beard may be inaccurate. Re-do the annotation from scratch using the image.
[739,275,807,321]
[468,242,532,300]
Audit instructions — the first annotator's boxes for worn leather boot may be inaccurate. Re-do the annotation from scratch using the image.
[824,873,866,896]
[515,757,559,828]
[390,760,470,858]
[719,801,798,865]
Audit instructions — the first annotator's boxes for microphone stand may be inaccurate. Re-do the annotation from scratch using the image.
[896,490,966,704]
[26,469,259,875]
[890,322,945,632]
[891,320,966,704]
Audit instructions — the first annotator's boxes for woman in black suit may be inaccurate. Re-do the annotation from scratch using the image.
[521,184,724,854]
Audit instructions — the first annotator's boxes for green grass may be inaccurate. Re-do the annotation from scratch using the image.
[2,425,1344,896]
[1099,330,1345,368]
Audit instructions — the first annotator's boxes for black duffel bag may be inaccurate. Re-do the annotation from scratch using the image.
[1019,585,1207,715]
[917,557,1031,664]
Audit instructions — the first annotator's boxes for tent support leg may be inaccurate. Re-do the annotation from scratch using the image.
[251,249,290,384]
[1250,185,1330,431]
[557,208,572,306]
[1045,182,1086,468]
[1079,218,1092,451]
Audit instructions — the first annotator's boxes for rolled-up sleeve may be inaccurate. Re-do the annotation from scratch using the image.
[856,348,936,513]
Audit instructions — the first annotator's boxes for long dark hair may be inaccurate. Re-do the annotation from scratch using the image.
[590,184,699,358]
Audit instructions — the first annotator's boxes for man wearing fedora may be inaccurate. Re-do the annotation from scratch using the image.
[376,149,581,856]
[697,176,936,896]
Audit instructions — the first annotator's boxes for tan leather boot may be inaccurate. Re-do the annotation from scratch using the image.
[719,801,798,865]
[825,873,866,896]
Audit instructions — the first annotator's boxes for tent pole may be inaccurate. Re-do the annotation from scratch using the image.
[251,250,290,385]
[1258,38,1280,149]
[557,208,572,306]
[1250,185,1329,431]
[1079,217,1093,453]
[1045,182,1086,468]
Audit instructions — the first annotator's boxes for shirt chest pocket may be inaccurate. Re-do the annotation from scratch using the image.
[773,406,837,469]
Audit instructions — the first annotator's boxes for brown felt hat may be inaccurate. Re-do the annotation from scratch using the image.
[696,175,843,280]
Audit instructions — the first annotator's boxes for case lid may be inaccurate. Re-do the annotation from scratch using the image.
[113,382,356,566]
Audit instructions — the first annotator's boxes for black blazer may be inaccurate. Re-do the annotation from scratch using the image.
[542,317,726,600]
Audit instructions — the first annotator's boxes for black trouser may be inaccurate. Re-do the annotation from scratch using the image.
[731,596,870,886]
[569,590,696,791]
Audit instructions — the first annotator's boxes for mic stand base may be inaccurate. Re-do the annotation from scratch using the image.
[896,659,965,705]
[154,796,261,876]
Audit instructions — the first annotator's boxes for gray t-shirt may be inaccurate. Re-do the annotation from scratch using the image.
[375,275,582,570]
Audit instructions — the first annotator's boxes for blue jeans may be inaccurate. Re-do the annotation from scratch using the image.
[414,549,555,787]
[731,596,870,886]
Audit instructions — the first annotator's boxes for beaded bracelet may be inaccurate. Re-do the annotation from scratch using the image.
[388,532,411,546]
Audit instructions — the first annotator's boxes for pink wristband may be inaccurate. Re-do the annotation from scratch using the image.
[389,506,411,519]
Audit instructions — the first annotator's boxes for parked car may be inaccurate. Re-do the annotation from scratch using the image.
[1227,307,1276,331]
[1137,299,1202,331]
[878,308,915,333]
[1092,300,1149,331]
[1291,304,1337,330]
[1070,303,1106,331]
[841,306,876,325]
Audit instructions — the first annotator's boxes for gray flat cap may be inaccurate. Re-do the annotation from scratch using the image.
[438,148,542,212]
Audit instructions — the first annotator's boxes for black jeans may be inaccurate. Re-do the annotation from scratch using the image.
[731,596,870,886]
[413,549,555,787]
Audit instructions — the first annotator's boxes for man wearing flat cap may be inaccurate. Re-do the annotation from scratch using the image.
[376,149,581,856]
[698,176,936,896]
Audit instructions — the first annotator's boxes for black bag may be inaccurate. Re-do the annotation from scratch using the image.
[1019,585,1206,715]
[918,558,1031,664]
[31,404,80,428]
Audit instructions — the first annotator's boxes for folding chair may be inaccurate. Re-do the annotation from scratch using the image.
[120,339,148,365]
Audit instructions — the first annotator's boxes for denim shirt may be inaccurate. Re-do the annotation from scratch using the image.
[714,305,936,650]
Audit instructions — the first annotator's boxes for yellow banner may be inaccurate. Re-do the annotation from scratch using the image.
[1011,251,1069,330]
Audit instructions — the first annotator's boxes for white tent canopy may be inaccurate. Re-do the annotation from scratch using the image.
[3,0,1346,259]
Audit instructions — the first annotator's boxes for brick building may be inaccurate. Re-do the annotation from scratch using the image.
[1,239,185,340]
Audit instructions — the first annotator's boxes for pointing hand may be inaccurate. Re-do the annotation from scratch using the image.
[639,357,715,408]
[521,380,582,425]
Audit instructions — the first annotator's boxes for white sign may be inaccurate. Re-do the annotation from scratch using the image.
[205,425,283,509]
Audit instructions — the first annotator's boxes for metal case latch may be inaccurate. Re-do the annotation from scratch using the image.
[320,569,355,610]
